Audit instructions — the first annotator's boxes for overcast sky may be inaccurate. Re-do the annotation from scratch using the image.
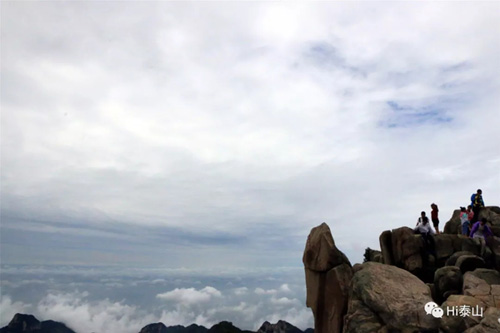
[1,1,500,330]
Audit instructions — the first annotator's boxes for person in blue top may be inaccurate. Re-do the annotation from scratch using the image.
[470,189,485,223]
[470,217,493,257]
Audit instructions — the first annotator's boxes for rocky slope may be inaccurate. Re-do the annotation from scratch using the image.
[303,206,500,333]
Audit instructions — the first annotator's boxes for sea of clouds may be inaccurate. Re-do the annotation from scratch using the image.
[0,265,313,332]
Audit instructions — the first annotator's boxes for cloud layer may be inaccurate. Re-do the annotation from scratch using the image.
[0,266,313,331]
[1,0,499,285]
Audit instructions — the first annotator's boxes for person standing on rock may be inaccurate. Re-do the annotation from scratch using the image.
[460,207,470,236]
[467,205,474,225]
[430,203,440,234]
[470,189,484,223]
[414,211,437,258]
[470,217,493,257]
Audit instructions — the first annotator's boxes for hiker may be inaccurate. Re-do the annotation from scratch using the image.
[470,189,484,223]
[460,207,470,236]
[431,203,440,234]
[415,211,437,257]
[470,217,493,257]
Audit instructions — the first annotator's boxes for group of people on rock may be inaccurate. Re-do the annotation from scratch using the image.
[413,189,492,258]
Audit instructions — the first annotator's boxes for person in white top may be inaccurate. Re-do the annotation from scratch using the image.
[414,211,437,258]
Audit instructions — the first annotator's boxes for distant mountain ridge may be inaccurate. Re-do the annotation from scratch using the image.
[1,314,313,333]
[0,314,75,333]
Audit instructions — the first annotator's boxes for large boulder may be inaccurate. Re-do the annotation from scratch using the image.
[434,234,456,261]
[486,235,500,269]
[434,266,463,303]
[390,227,424,272]
[444,209,462,234]
[479,207,500,232]
[379,230,393,265]
[456,255,486,274]
[303,223,349,272]
[348,262,438,331]
[463,269,500,308]
[446,251,474,266]
[303,223,352,333]
[461,237,481,255]
[439,295,485,333]
[343,297,384,333]
[463,307,500,333]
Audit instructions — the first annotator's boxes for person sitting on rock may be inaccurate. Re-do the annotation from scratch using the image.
[430,203,440,234]
[460,206,470,236]
[414,211,437,258]
[469,217,493,257]
[470,189,484,223]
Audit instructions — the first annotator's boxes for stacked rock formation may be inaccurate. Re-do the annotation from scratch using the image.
[304,206,500,333]
[302,223,353,333]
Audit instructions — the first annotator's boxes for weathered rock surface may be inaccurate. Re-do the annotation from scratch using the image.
[343,297,383,333]
[303,223,349,272]
[463,269,500,308]
[303,223,352,333]
[379,230,393,265]
[390,227,424,272]
[348,262,438,331]
[434,266,463,303]
[439,295,485,333]
[463,307,500,333]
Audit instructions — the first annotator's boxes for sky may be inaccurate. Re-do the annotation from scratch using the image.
[1,1,500,332]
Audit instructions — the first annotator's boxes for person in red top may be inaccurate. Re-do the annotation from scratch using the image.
[431,203,440,234]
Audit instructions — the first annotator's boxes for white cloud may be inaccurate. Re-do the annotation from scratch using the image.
[156,286,222,305]
[270,296,300,307]
[254,287,277,295]
[279,284,292,293]
[36,291,157,333]
[0,295,31,327]
[233,287,249,295]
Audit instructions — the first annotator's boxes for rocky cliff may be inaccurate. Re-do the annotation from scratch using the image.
[303,206,500,333]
